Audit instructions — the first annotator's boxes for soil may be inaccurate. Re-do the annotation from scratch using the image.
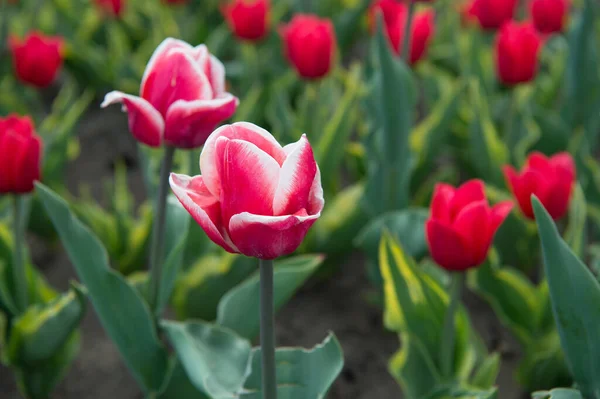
[0,106,524,398]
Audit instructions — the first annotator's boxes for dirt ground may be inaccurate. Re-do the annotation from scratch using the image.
[0,106,524,398]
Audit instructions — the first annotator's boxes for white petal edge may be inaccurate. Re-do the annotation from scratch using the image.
[101,90,165,134]
[228,211,322,232]
[141,38,193,88]
[166,93,238,119]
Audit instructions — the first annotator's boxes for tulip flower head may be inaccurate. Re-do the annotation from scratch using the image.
[463,0,518,30]
[0,115,42,194]
[426,180,513,271]
[94,0,124,17]
[529,0,569,34]
[170,122,323,260]
[369,1,435,65]
[280,14,336,80]
[9,32,64,88]
[504,152,575,220]
[102,38,239,149]
[495,21,542,86]
[222,0,270,42]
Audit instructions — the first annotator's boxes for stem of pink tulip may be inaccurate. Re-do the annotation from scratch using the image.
[259,258,277,399]
[147,146,176,316]
[13,195,28,313]
[401,0,416,63]
[440,272,463,379]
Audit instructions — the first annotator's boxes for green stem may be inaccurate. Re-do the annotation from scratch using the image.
[0,0,8,60]
[147,146,176,315]
[259,258,277,399]
[441,272,463,379]
[13,195,28,313]
[401,0,416,63]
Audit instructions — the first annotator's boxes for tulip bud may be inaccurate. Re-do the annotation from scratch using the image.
[426,180,513,271]
[222,0,269,42]
[9,32,64,88]
[0,115,42,195]
[462,0,518,30]
[495,21,542,86]
[504,152,575,220]
[102,38,239,149]
[280,14,336,80]
[170,122,323,260]
[530,0,569,34]
[94,0,124,17]
[369,1,435,65]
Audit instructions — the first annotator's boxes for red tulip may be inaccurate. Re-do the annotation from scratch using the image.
[463,0,518,30]
[9,32,64,88]
[222,0,269,42]
[280,14,336,80]
[102,38,239,149]
[369,1,435,65]
[530,0,569,34]
[495,21,542,86]
[0,115,42,195]
[170,122,323,259]
[504,152,575,220]
[94,0,124,17]
[426,180,513,271]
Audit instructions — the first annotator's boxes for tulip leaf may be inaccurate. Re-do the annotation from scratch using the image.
[423,386,498,399]
[157,196,190,314]
[158,359,210,399]
[216,255,323,340]
[533,197,600,398]
[36,183,169,394]
[239,333,344,399]
[471,352,501,389]
[161,320,252,399]
[533,389,583,399]
[7,283,86,365]
[564,184,587,258]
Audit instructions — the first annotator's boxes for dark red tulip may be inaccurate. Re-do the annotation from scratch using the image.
[530,0,569,34]
[504,152,575,220]
[280,14,336,80]
[0,115,42,194]
[9,32,64,88]
[495,21,542,86]
[463,0,518,30]
[222,0,269,42]
[426,180,513,271]
[95,0,124,17]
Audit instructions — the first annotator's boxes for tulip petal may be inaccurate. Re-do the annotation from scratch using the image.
[426,219,473,271]
[164,94,238,149]
[200,122,286,198]
[0,132,29,193]
[430,183,456,223]
[308,166,325,215]
[273,135,317,215]
[101,91,164,148]
[141,38,193,88]
[228,211,320,259]
[215,137,280,226]
[452,200,491,266]
[209,55,226,96]
[449,179,486,219]
[14,135,41,193]
[526,151,551,171]
[169,173,238,253]
[551,152,576,183]
[489,200,514,235]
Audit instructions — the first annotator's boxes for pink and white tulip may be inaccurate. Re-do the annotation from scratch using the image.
[170,122,323,259]
[102,38,239,149]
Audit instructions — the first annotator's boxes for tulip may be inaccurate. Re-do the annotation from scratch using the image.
[222,0,269,42]
[170,122,323,260]
[102,38,239,149]
[369,1,435,65]
[504,152,575,220]
[463,0,518,30]
[0,115,42,194]
[280,14,336,80]
[425,180,513,271]
[529,0,569,34]
[94,0,124,17]
[495,21,542,86]
[9,32,64,88]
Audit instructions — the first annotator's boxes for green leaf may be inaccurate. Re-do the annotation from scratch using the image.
[533,389,584,399]
[7,284,86,365]
[471,353,500,389]
[564,184,587,258]
[533,197,600,398]
[157,197,190,314]
[240,333,344,399]
[161,320,252,398]
[158,358,209,399]
[423,385,498,399]
[217,255,323,340]
[36,183,169,394]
